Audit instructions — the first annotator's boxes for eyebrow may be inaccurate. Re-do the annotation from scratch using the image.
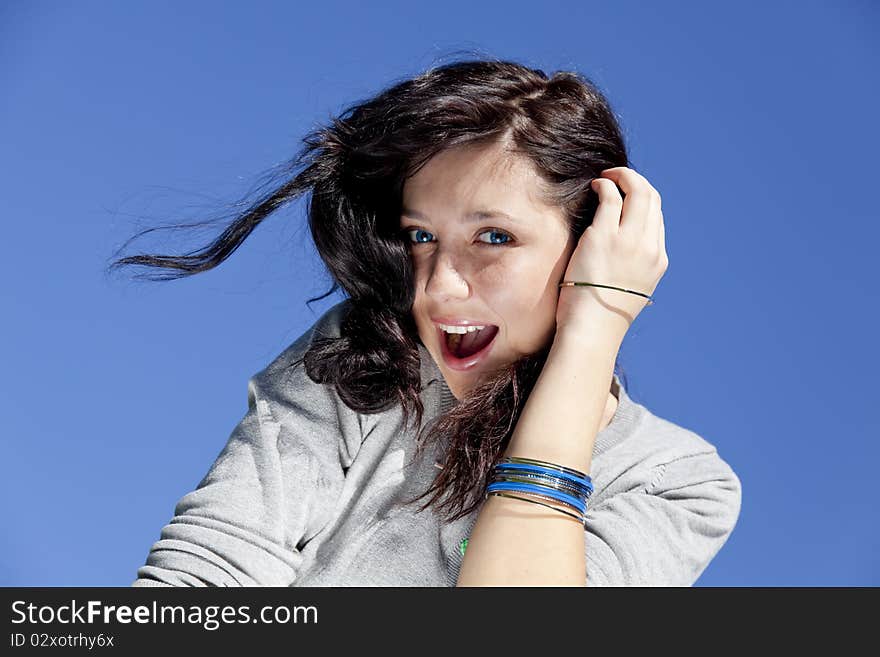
[400,206,520,224]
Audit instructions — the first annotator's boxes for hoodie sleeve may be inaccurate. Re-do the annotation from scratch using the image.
[584,449,742,586]
[132,302,358,587]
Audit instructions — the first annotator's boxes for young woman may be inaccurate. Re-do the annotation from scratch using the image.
[116,58,741,586]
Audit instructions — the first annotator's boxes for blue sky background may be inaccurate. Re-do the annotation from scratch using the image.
[1,0,877,587]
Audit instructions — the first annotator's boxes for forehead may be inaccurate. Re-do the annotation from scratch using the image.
[401,142,554,220]
[400,205,520,225]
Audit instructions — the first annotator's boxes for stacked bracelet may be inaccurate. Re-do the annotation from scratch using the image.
[486,456,594,526]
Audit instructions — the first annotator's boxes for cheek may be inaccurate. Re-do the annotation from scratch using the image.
[474,259,508,287]
[488,264,559,340]
[504,252,568,338]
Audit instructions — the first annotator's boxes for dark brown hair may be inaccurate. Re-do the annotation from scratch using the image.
[106,55,632,522]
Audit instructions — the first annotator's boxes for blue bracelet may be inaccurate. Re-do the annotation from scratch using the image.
[487,481,587,514]
[491,472,593,500]
[496,459,593,486]
[487,483,587,519]
[492,469,593,497]
[503,456,592,482]
[495,462,593,492]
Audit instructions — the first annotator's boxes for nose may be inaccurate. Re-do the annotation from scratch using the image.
[424,252,470,301]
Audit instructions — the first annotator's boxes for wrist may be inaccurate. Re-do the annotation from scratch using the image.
[556,283,648,341]
[551,318,624,367]
[555,299,629,347]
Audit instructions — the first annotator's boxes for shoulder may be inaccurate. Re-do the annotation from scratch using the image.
[593,393,742,538]
[586,399,742,585]
[241,299,369,462]
[599,392,739,490]
[256,299,353,388]
[249,299,353,404]
[641,410,731,468]
[637,411,742,518]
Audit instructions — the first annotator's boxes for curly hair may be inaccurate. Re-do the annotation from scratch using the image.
[106,54,632,522]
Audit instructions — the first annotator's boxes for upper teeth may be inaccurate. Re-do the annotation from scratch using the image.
[439,323,485,334]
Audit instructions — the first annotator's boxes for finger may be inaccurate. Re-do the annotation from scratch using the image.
[658,208,666,263]
[651,188,666,265]
[589,177,624,234]
[644,189,664,263]
[600,167,653,238]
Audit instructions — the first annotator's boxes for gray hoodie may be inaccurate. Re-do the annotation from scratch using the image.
[132,299,741,587]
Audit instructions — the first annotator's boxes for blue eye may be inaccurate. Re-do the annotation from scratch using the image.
[405,228,435,244]
[402,228,514,247]
[477,230,512,246]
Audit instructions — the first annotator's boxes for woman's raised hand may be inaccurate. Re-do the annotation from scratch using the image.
[556,167,668,339]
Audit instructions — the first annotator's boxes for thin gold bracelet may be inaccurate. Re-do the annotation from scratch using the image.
[559,281,655,306]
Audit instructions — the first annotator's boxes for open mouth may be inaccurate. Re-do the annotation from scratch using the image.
[437,324,499,370]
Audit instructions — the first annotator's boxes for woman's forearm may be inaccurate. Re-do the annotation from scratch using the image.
[455,312,625,586]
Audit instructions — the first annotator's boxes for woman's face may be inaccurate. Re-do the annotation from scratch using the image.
[401,140,576,401]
